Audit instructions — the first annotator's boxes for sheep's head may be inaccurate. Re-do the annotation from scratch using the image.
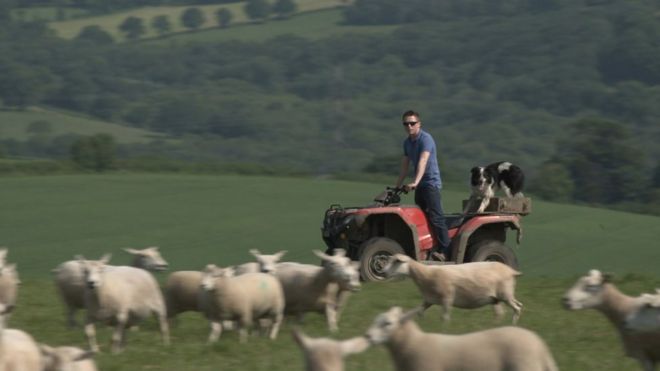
[562,269,612,310]
[314,249,360,292]
[365,306,422,345]
[41,345,95,371]
[250,249,286,274]
[124,246,169,271]
[0,263,20,284]
[201,264,233,291]
[79,254,111,290]
[624,289,660,333]
[382,254,411,278]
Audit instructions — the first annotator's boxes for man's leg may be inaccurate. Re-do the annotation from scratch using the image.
[415,185,450,257]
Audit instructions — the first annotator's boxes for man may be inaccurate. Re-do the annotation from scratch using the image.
[395,110,450,261]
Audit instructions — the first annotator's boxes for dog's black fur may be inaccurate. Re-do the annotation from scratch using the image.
[465,161,525,213]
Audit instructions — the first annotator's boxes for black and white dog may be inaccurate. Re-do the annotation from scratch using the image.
[464,161,525,214]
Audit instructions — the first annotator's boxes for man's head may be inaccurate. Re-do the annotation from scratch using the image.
[402,110,421,137]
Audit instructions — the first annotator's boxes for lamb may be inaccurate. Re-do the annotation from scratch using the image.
[199,264,284,343]
[292,327,370,371]
[364,306,558,371]
[53,247,168,328]
[40,345,97,371]
[384,254,523,323]
[562,269,660,371]
[0,249,20,310]
[625,289,660,332]
[274,249,361,332]
[79,255,169,353]
[0,303,44,371]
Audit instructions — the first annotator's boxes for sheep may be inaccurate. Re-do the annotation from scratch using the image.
[292,327,370,371]
[79,255,169,353]
[273,249,361,332]
[625,289,660,332]
[53,247,168,328]
[0,303,43,371]
[364,306,558,371]
[199,264,284,343]
[164,270,205,320]
[233,249,287,275]
[0,248,20,310]
[40,345,97,371]
[562,269,660,371]
[384,254,523,323]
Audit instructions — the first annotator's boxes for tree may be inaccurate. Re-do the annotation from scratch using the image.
[244,0,271,22]
[70,134,116,172]
[181,7,205,31]
[529,161,574,201]
[272,0,297,18]
[118,16,146,40]
[76,25,114,45]
[215,7,233,28]
[151,15,172,36]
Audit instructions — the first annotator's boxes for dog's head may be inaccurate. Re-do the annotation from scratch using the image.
[470,166,490,189]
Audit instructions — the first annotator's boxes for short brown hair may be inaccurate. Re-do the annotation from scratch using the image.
[402,110,420,120]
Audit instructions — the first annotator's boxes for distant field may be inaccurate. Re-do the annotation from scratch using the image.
[2,174,659,370]
[48,0,352,41]
[146,8,397,45]
[1,173,658,278]
[0,107,166,144]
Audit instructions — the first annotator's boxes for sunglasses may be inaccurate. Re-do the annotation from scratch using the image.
[402,121,419,127]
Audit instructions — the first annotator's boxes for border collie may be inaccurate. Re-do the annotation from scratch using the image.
[465,161,525,214]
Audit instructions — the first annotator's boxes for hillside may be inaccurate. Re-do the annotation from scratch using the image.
[1,174,657,279]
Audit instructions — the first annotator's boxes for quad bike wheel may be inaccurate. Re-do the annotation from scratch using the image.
[466,240,519,270]
[359,237,404,282]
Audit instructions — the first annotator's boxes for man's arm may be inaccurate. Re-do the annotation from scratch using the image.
[395,156,409,188]
[407,151,431,190]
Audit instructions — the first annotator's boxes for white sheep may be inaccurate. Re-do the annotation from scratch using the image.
[365,306,558,371]
[233,249,287,275]
[562,269,660,371]
[274,249,361,332]
[79,255,170,353]
[53,247,168,328]
[199,264,284,343]
[40,345,97,371]
[0,248,20,310]
[625,289,660,332]
[292,327,370,371]
[384,254,523,323]
[0,303,44,371]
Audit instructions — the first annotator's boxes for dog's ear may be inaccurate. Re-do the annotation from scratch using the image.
[470,166,480,175]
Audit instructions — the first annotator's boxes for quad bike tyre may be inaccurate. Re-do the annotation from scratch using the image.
[466,240,519,270]
[359,237,404,282]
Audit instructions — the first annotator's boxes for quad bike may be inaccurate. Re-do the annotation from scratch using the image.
[321,187,531,281]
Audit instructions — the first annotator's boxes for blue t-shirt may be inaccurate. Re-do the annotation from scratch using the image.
[403,129,442,189]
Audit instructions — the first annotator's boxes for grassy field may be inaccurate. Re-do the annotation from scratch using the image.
[2,174,660,370]
[0,107,166,144]
[145,8,398,46]
[47,0,354,41]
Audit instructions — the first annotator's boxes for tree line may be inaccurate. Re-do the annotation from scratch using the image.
[0,0,659,215]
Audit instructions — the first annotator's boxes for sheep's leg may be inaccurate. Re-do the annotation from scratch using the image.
[505,298,523,324]
[84,321,100,353]
[638,357,655,371]
[326,305,339,333]
[418,302,433,317]
[157,312,170,346]
[66,307,78,328]
[335,291,352,323]
[111,313,128,353]
[492,302,504,322]
[238,316,251,344]
[269,312,283,340]
[208,320,222,343]
[441,297,453,322]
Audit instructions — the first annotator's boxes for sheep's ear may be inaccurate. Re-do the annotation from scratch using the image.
[399,306,423,324]
[341,336,370,355]
[76,255,86,264]
[204,264,217,272]
[73,350,95,361]
[333,249,347,258]
[39,344,55,357]
[313,250,330,261]
[602,272,613,283]
[123,248,140,255]
[249,249,261,257]
[394,254,410,262]
[99,254,112,264]
[291,327,309,348]
[275,250,287,259]
[148,246,160,251]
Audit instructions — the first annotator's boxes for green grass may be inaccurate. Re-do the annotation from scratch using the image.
[48,0,354,41]
[0,107,166,144]
[145,9,398,46]
[2,174,660,370]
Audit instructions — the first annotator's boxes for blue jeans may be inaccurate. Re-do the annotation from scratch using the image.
[415,184,450,256]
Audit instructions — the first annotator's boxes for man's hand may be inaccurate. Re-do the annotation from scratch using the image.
[403,183,417,192]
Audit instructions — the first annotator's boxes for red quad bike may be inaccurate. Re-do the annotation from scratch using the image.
[321,187,532,281]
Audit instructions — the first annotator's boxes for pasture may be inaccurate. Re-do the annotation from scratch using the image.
[47,0,354,41]
[0,108,166,144]
[2,173,660,370]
